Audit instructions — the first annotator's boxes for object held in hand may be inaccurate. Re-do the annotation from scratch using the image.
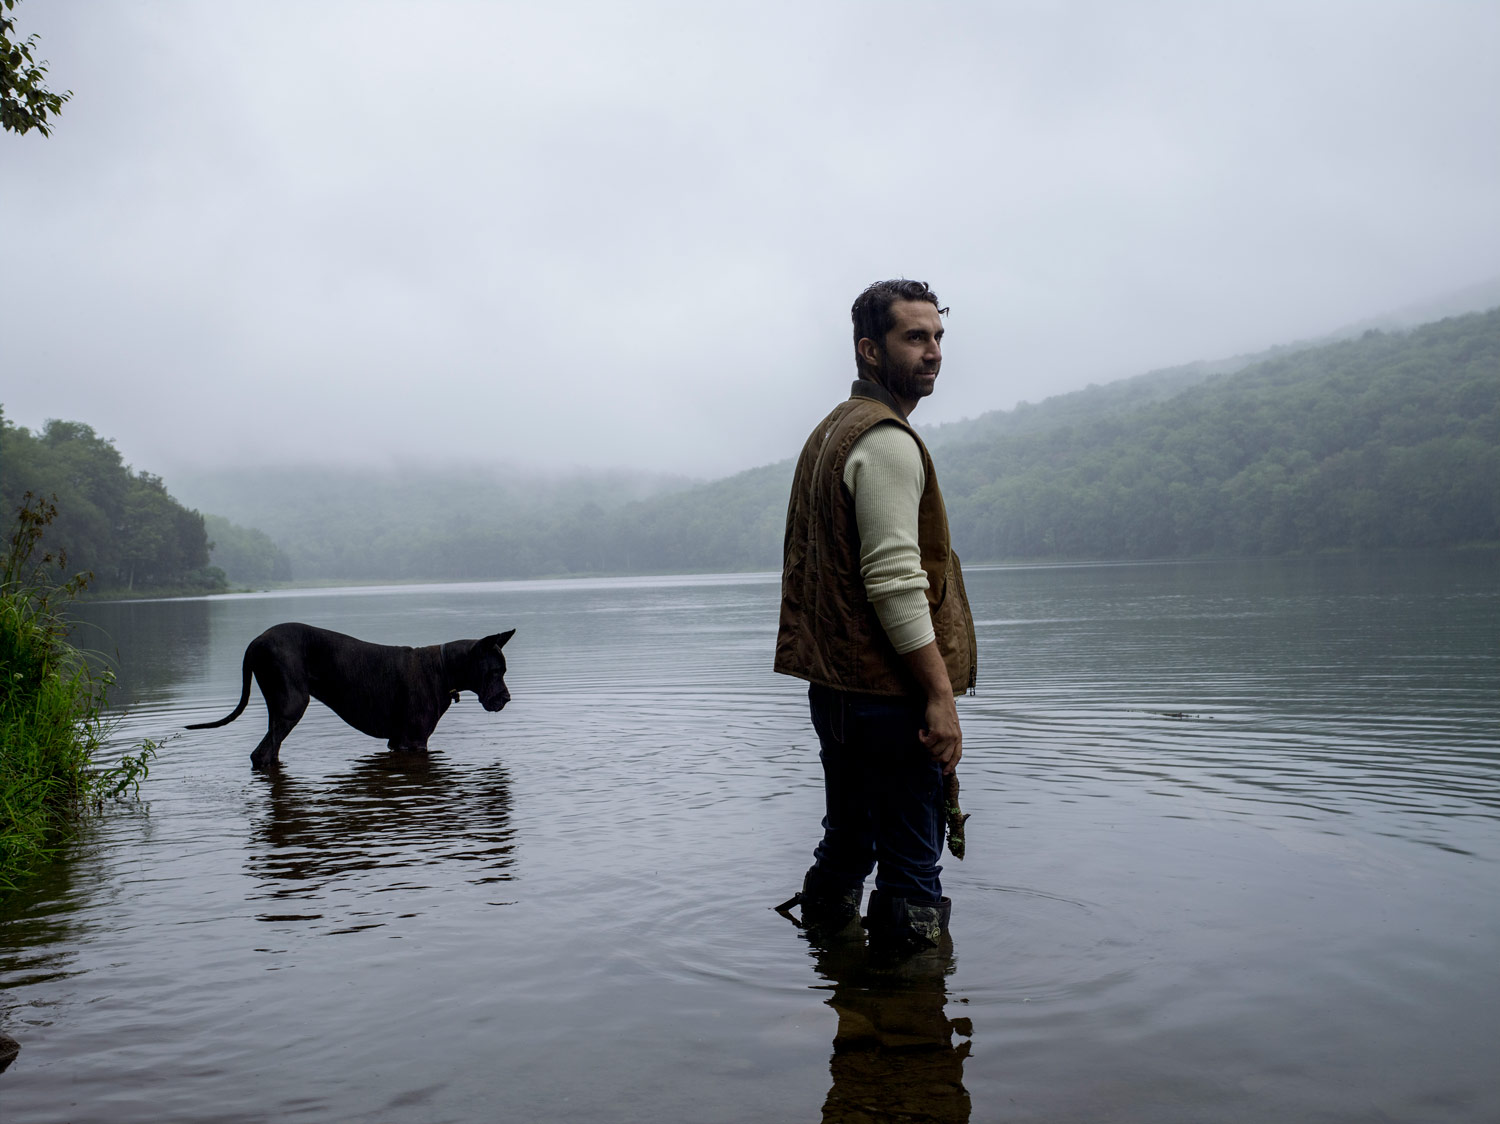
[944,770,970,859]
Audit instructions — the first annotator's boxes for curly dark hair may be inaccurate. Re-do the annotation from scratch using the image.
[850,279,948,376]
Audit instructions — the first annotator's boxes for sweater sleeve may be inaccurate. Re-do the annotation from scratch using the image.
[843,423,934,654]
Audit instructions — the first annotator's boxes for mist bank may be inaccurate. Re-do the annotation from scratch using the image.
[169,464,708,583]
[6,305,1496,590]
[177,305,1499,581]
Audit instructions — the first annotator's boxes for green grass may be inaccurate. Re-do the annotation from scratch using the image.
[0,494,154,898]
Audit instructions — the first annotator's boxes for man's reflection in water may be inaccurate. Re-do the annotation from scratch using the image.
[809,932,973,1123]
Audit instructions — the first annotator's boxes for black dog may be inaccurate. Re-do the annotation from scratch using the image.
[186,622,515,770]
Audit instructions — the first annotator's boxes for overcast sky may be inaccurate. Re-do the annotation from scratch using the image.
[3,1,1497,480]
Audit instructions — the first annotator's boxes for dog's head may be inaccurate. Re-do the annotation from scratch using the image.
[472,629,515,712]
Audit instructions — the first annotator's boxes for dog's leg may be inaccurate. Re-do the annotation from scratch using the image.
[388,703,448,755]
[250,665,310,771]
[250,730,280,771]
[387,734,430,755]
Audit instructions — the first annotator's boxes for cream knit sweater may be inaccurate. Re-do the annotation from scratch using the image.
[842,422,934,654]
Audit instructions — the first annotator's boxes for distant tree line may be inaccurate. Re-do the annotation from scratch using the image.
[0,412,229,593]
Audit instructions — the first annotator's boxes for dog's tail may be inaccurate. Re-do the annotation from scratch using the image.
[185,653,253,730]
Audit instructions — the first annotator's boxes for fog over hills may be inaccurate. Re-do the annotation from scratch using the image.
[5,281,1495,589]
[160,294,1499,583]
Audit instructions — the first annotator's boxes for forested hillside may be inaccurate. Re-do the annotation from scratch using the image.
[596,306,1499,569]
[940,308,1499,559]
[0,414,227,594]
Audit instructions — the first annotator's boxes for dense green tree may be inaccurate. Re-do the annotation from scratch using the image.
[0,412,226,594]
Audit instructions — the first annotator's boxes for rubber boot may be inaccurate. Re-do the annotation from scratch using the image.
[864,889,951,958]
[791,867,864,942]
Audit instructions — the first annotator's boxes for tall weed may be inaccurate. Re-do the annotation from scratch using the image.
[0,494,146,896]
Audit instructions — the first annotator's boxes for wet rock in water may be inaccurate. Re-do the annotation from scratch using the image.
[0,1031,19,1074]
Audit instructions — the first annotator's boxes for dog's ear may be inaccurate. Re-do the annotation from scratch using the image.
[482,629,516,650]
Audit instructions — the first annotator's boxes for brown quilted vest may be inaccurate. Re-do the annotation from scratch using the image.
[774,379,977,697]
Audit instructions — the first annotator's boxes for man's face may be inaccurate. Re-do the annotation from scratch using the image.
[870,300,944,405]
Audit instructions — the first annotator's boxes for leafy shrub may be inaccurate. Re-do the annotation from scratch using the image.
[0,494,155,896]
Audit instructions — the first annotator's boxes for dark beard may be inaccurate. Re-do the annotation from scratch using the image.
[874,348,938,402]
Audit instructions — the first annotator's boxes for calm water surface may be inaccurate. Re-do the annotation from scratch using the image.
[1,555,1497,1122]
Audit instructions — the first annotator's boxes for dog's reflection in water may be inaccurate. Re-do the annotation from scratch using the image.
[247,753,517,901]
[810,934,973,1124]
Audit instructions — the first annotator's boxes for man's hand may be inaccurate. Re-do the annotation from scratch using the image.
[919,694,963,774]
[901,641,963,775]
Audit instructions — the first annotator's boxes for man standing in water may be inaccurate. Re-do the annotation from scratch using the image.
[775,278,977,954]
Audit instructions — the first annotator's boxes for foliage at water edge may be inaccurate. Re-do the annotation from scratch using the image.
[0,496,155,897]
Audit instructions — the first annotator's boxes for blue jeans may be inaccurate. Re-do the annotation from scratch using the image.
[807,684,945,903]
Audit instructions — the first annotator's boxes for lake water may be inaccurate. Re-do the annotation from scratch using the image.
[1,554,1497,1123]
